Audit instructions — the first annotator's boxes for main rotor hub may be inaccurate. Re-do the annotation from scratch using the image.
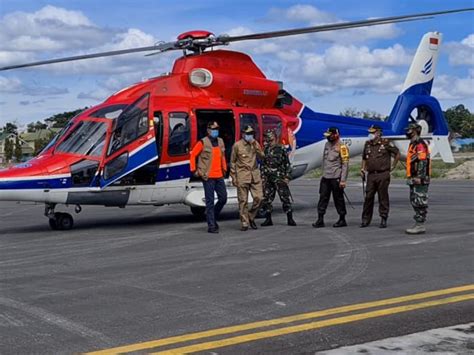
[176,30,227,54]
[177,30,214,41]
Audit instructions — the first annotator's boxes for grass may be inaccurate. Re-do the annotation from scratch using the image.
[306,158,472,179]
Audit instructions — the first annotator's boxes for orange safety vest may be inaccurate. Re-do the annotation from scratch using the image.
[406,140,431,178]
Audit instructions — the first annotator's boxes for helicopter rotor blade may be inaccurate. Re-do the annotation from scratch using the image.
[217,8,473,43]
[0,41,179,71]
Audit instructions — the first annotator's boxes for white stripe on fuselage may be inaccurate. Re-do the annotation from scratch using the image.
[0,174,70,182]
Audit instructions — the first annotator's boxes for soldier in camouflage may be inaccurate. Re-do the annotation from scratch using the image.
[405,123,430,235]
[260,130,296,227]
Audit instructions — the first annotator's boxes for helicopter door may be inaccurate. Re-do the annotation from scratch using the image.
[195,110,235,171]
[100,93,158,188]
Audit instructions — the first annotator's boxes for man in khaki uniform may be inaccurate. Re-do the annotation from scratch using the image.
[230,125,264,231]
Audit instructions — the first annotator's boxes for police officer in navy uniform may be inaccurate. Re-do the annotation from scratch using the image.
[360,125,400,228]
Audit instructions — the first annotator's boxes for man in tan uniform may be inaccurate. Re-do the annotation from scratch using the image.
[230,125,264,231]
[312,127,349,228]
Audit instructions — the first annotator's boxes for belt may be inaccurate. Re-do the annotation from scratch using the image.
[368,170,389,174]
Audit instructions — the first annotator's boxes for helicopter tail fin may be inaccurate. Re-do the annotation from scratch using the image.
[401,31,442,95]
[387,31,454,163]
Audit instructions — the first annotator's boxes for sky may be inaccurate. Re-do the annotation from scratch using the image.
[0,0,473,129]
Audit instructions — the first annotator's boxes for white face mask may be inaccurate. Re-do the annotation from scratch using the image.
[368,133,376,140]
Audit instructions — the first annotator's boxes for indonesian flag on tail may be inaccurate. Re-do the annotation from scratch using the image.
[429,37,439,50]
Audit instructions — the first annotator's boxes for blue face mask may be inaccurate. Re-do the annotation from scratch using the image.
[210,129,219,138]
[244,134,254,142]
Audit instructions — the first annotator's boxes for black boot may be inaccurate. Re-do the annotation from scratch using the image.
[261,213,273,227]
[249,219,258,230]
[312,214,325,228]
[379,217,387,229]
[333,216,347,228]
[287,212,296,226]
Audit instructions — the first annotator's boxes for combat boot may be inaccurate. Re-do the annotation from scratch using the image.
[312,214,325,228]
[333,215,347,228]
[261,213,273,227]
[379,217,387,229]
[405,222,426,235]
[287,212,296,226]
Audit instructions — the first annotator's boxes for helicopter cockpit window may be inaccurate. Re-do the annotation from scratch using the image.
[168,112,190,156]
[109,94,149,155]
[56,120,107,157]
[40,121,74,154]
[89,104,127,119]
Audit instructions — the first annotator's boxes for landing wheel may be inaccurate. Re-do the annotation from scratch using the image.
[49,212,74,230]
[190,206,206,220]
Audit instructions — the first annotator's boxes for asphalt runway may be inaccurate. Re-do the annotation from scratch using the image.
[0,179,473,354]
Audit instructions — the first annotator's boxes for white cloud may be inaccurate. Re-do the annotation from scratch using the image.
[0,5,113,53]
[268,5,336,24]
[0,76,23,93]
[0,75,68,96]
[446,33,474,66]
[433,73,474,100]
[265,5,400,44]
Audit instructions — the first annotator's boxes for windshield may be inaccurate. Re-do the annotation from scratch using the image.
[56,120,107,157]
[89,104,127,119]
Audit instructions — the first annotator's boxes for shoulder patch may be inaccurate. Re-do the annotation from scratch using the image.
[340,144,349,162]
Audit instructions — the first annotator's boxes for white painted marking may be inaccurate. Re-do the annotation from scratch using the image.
[318,322,474,355]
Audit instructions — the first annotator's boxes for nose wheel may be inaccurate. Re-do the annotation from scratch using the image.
[45,204,75,230]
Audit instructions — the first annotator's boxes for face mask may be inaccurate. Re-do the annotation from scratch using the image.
[244,134,254,142]
[368,133,376,140]
[210,129,219,138]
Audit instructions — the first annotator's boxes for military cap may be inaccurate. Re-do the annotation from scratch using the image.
[242,125,255,134]
[207,121,219,129]
[405,122,422,132]
[368,124,383,133]
[323,127,339,137]
[264,129,276,139]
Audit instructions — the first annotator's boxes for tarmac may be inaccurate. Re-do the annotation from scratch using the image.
[0,178,473,354]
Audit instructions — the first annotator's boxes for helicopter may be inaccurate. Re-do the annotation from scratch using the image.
[0,8,471,230]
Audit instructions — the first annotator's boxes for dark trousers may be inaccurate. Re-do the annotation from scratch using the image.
[361,171,390,224]
[317,177,346,216]
[203,178,227,229]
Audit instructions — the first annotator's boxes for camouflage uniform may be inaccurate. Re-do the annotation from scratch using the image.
[407,137,430,223]
[405,123,430,234]
[261,143,293,214]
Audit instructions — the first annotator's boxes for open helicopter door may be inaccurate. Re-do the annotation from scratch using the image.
[99,93,159,188]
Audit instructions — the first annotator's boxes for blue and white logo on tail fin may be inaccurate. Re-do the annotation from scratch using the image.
[421,57,433,75]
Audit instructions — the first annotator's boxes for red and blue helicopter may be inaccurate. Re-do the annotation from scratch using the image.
[0,9,470,230]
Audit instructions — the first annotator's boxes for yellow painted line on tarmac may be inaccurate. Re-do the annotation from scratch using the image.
[86,284,474,354]
[155,293,474,354]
